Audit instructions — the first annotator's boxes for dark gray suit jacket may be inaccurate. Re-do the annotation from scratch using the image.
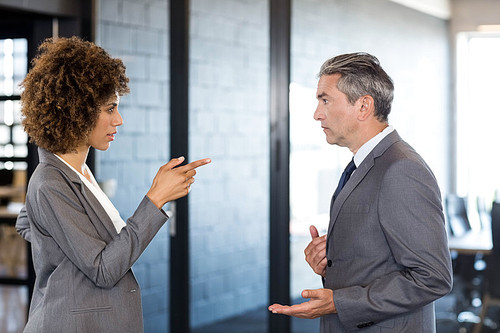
[321,131,452,332]
[16,148,168,333]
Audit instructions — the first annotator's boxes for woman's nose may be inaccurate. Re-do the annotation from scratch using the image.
[114,110,123,126]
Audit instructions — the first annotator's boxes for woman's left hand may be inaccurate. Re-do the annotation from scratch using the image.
[146,156,211,209]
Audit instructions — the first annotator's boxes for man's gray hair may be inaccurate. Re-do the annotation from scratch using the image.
[318,52,394,122]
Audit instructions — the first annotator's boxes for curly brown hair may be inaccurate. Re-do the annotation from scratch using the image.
[20,36,129,154]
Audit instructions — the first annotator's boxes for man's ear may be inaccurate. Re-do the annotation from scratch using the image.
[358,95,374,121]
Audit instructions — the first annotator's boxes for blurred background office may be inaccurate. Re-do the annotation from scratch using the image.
[0,0,499,332]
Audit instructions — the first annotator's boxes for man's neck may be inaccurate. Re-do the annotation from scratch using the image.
[349,122,389,154]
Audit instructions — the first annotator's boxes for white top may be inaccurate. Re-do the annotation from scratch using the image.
[353,125,395,168]
[54,154,126,233]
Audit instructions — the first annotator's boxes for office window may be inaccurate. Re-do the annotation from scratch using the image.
[456,33,500,220]
[289,82,351,297]
[0,38,29,327]
[0,38,28,171]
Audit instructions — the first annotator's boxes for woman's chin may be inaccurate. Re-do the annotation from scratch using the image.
[92,144,110,151]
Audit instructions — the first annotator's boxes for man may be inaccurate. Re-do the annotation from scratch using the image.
[269,53,452,332]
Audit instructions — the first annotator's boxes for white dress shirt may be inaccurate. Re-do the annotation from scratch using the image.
[54,154,126,233]
[353,125,394,168]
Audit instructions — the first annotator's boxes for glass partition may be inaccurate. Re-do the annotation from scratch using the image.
[289,0,450,331]
[456,33,500,218]
[189,0,270,331]
[0,37,29,333]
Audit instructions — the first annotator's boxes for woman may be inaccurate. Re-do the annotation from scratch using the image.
[15,36,210,332]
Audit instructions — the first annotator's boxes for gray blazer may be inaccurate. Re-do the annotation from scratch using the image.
[321,131,452,332]
[16,148,168,333]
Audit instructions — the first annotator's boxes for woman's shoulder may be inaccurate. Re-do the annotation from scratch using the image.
[29,161,76,192]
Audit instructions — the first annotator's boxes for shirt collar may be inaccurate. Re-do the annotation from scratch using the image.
[353,125,394,167]
[53,153,93,183]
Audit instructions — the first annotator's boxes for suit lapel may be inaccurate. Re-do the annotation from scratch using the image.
[327,131,402,238]
[327,157,373,237]
[38,148,118,241]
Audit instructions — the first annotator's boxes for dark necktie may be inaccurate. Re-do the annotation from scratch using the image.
[332,158,356,201]
[328,159,356,253]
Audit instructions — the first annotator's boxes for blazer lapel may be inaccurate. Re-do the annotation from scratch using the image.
[38,148,118,241]
[327,131,402,237]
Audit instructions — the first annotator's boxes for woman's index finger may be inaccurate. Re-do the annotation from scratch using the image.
[182,158,212,170]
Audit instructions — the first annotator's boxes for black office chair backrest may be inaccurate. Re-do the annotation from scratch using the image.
[477,196,491,230]
[490,202,500,258]
[445,194,471,237]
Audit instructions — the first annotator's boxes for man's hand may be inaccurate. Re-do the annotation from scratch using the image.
[268,288,336,319]
[305,225,327,277]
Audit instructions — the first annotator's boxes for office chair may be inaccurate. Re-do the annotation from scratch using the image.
[445,194,474,279]
[445,194,487,323]
[445,194,472,237]
[477,197,491,230]
[473,201,500,333]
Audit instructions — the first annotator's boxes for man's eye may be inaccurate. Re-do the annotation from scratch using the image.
[323,99,328,104]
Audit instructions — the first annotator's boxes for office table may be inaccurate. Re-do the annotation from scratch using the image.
[448,228,493,255]
[0,204,35,310]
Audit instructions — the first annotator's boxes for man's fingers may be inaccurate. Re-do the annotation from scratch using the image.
[269,302,311,318]
[309,248,326,267]
[304,235,327,257]
[270,289,335,318]
[309,225,319,239]
[317,257,327,270]
[269,303,303,314]
[302,289,318,299]
[268,304,283,312]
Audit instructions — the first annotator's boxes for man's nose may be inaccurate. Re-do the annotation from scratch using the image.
[313,105,323,120]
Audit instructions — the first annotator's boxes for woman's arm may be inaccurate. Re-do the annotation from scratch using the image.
[29,156,210,289]
[15,206,31,242]
[30,181,167,289]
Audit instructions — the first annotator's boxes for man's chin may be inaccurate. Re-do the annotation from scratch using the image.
[325,137,336,145]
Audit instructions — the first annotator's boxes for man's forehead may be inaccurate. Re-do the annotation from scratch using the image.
[316,74,339,93]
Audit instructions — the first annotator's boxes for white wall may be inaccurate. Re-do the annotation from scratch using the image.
[451,0,500,32]
[390,0,451,19]
[291,0,451,195]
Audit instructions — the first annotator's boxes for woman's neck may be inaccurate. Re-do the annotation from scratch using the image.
[56,146,91,181]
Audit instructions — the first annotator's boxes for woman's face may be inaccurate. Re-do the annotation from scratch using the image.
[88,95,123,151]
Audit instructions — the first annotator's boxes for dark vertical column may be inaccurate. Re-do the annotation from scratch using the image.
[25,18,54,311]
[26,142,37,309]
[269,0,291,332]
[170,0,190,332]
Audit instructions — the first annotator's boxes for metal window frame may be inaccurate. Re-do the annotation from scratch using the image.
[169,1,190,332]
[269,0,291,332]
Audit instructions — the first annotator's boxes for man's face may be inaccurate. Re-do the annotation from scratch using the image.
[314,74,360,148]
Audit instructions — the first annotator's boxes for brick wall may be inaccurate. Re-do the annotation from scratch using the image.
[94,0,449,331]
[96,0,270,330]
[188,0,270,328]
[95,0,170,332]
